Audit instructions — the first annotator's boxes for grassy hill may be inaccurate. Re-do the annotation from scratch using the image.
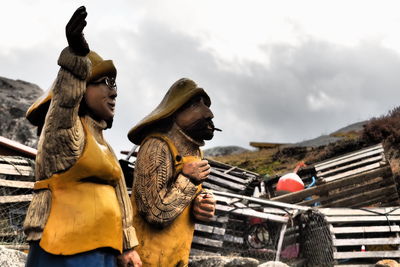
[210,107,400,177]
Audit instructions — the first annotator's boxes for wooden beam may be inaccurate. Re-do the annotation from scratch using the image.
[0,194,33,203]
[320,207,400,216]
[207,175,247,191]
[327,215,400,223]
[192,236,223,247]
[334,237,400,246]
[0,163,34,176]
[216,204,288,223]
[334,250,400,259]
[194,224,225,235]
[332,225,400,234]
[323,162,382,182]
[0,178,34,189]
[211,168,251,184]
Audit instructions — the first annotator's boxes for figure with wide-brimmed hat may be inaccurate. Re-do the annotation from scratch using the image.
[128,78,218,266]
[24,6,141,267]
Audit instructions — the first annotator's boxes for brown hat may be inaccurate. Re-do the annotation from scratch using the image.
[26,51,116,127]
[127,78,210,145]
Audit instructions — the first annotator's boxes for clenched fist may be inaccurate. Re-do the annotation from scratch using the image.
[182,159,210,184]
[193,192,216,221]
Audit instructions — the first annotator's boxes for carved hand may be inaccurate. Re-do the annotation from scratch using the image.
[66,6,90,56]
[182,159,210,184]
[193,192,216,221]
[117,249,142,267]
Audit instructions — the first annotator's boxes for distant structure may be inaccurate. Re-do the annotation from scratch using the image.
[0,136,37,159]
[249,141,291,150]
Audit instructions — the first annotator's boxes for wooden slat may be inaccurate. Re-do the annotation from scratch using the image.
[325,184,397,208]
[271,166,392,203]
[320,207,400,216]
[323,162,382,182]
[213,190,309,211]
[0,163,34,176]
[332,225,400,234]
[327,215,400,223]
[207,175,247,191]
[334,250,400,259]
[299,176,386,206]
[211,169,250,184]
[208,159,260,176]
[0,194,33,203]
[354,193,398,208]
[202,182,232,193]
[194,224,225,235]
[317,155,383,178]
[192,236,223,247]
[0,157,32,165]
[334,265,374,267]
[190,248,221,256]
[1,244,29,250]
[0,178,34,189]
[334,237,400,246]
[315,144,383,171]
[215,204,288,223]
[223,234,243,244]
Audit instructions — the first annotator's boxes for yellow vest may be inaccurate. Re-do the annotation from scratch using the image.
[34,119,123,255]
[132,134,202,267]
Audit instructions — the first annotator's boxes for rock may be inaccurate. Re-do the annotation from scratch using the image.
[190,255,259,267]
[375,259,399,267]
[0,246,27,267]
[0,76,42,148]
[258,261,290,267]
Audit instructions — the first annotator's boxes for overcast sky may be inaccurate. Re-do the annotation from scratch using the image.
[2,0,400,155]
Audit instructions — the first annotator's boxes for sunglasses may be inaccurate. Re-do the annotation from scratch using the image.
[90,77,117,91]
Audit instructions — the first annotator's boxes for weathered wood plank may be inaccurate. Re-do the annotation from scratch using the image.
[192,236,223,247]
[317,155,383,178]
[194,224,226,235]
[0,178,34,189]
[223,234,243,244]
[334,250,400,259]
[211,169,250,184]
[324,184,396,208]
[208,159,260,176]
[323,162,382,182]
[315,144,383,171]
[327,215,400,223]
[0,157,32,165]
[190,248,221,256]
[216,204,288,223]
[208,175,247,191]
[0,164,34,176]
[299,176,386,206]
[320,207,400,216]
[202,182,232,193]
[271,166,392,203]
[213,190,309,211]
[0,194,33,203]
[1,244,29,250]
[332,225,400,234]
[334,237,400,246]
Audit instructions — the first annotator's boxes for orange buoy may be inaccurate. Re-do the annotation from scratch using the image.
[276,162,306,193]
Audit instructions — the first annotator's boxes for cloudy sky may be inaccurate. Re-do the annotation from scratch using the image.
[2,0,400,155]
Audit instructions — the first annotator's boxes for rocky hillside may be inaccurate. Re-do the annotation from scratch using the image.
[0,76,42,148]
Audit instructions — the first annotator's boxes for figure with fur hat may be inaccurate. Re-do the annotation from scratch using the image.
[23,6,141,267]
[128,78,218,266]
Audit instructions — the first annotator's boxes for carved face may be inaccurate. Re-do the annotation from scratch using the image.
[84,77,117,122]
[175,95,215,142]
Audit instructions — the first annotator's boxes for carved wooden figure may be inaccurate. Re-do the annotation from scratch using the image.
[128,78,218,266]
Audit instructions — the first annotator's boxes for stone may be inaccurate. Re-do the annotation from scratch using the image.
[0,246,27,267]
[190,255,259,267]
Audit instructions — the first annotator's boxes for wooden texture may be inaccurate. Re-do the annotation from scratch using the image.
[0,194,33,203]
[0,178,34,189]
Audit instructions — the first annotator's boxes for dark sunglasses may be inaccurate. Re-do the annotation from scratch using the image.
[90,77,117,91]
